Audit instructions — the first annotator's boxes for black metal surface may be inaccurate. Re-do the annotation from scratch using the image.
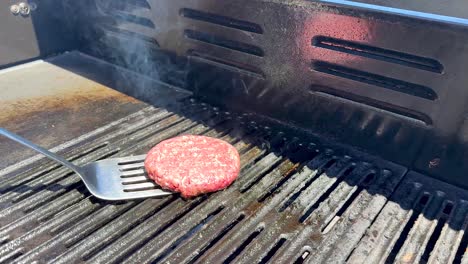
[68,0,468,188]
[0,0,76,69]
[1,96,467,263]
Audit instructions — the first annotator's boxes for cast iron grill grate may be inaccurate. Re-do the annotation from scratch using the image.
[0,98,467,264]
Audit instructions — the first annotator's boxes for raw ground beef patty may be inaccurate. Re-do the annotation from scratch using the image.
[144,135,241,197]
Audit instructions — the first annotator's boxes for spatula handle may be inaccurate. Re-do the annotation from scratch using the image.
[0,128,82,172]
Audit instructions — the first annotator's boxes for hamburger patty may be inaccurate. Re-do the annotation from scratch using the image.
[144,135,240,197]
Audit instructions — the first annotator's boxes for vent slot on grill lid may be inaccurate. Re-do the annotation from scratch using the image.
[99,0,151,10]
[102,27,159,47]
[185,30,264,57]
[187,50,265,79]
[312,36,444,73]
[312,61,438,101]
[111,11,155,28]
[309,85,433,126]
[180,8,263,34]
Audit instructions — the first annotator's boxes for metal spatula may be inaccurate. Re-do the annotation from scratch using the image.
[0,128,173,201]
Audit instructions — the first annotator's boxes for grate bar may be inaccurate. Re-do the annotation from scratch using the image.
[428,201,468,263]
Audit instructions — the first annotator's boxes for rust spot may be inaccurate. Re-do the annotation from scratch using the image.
[310,232,322,241]
[240,147,263,164]
[279,214,303,233]
[284,163,300,177]
[243,201,264,215]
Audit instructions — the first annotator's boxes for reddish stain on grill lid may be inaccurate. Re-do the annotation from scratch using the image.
[144,135,241,198]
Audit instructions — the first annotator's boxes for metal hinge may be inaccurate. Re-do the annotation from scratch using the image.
[10,2,37,16]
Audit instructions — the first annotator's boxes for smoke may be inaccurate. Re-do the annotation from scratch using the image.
[58,0,191,107]
[92,0,161,78]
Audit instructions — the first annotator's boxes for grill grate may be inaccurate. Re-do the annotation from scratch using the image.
[0,98,467,263]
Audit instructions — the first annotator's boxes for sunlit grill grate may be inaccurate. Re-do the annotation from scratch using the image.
[0,98,467,264]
